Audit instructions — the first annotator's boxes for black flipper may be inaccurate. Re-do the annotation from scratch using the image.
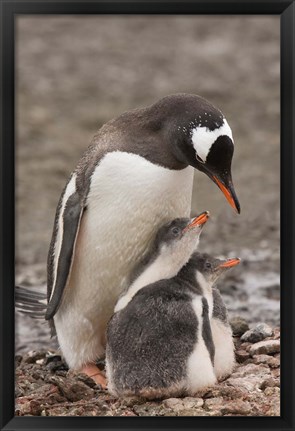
[46,189,84,320]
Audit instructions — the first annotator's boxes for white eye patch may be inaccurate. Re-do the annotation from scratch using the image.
[191,119,233,163]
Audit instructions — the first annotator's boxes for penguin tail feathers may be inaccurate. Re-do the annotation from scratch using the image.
[15,285,47,319]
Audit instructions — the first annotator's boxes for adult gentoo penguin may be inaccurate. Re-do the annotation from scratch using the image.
[106,213,213,399]
[45,93,240,384]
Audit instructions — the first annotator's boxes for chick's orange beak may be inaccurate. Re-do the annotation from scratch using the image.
[183,211,210,232]
[218,258,241,268]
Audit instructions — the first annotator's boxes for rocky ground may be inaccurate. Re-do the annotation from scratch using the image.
[15,321,280,417]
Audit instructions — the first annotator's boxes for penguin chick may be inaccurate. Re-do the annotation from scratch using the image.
[114,211,210,313]
[192,253,241,379]
[105,213,217,399]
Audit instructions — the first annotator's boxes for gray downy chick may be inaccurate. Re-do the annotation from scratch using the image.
[105,212,216,399]
[189,252,241,379]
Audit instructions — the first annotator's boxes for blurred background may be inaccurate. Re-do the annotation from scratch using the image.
[15,15,280,352]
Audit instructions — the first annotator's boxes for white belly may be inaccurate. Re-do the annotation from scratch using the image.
[211,318,235,379]
[54,152,194,369]
[185,296,217,394]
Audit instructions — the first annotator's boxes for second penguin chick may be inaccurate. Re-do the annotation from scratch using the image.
[192,253,240,379]
[106,212,216,399]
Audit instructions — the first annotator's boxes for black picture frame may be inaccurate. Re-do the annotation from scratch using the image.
[0,1,294,430]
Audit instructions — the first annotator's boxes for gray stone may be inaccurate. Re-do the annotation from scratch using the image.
[231,363,270,378]
[251,354,280,368]
[221,400,252,415]
[264,386,280,397]
[227,363,271,392]
[182,397,204,409]
[204,397,224,411]
[23,350,47,364]
[239,342,252,352]
[241,323,273,343]
[235,349,250,363]
[133,403,165,416]
[249,340,280,356]
[230,317,249,336]
[259,378,280,390]
[45,375,94,402]
[162,398,184,411]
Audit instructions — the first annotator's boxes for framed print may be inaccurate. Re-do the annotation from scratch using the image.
[0,1,294,430]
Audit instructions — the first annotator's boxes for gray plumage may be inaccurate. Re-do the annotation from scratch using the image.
[202,296,215,364]
[107,280,199,397]
[212,287,229,324]
[106,249,240,398]
[106,251,216,399]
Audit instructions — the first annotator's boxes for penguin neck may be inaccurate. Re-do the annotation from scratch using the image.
[195,271,214,296]
[176,262,214,296]
[170,265,215,320]
[132,252,182,289]
[114,248,191,313]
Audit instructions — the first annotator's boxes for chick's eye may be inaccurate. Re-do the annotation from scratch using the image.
[205,262,212,269]
[172,227,180,236]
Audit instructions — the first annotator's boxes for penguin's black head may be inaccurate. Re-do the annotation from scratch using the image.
[155,94,240,214]
[192,252,241,284]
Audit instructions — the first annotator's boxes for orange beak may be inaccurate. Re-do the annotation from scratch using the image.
[183,211,210,233]
[218,258,241,268]
[213,175,240,214]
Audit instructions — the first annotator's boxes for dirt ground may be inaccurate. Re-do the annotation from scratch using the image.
[15,14,280,379]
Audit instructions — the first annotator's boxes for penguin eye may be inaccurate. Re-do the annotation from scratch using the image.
[205,262,212,269]
[171,227,181,236]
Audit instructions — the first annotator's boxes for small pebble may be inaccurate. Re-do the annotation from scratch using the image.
[259,378,280,390]
[264,386,280,396]
[204,397,224,411]
[221,400,252,415]
[24,351,47,364]
[249,340,280,356]
[235,350,250,363]
[182,397,204,409]
[230,317,249,336]
[163,398,184,411]
[250,354,280,368]
[239,342,252,352]
[241,323,273,343]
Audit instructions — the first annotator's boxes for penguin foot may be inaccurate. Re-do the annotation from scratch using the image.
[80,363,107,389]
